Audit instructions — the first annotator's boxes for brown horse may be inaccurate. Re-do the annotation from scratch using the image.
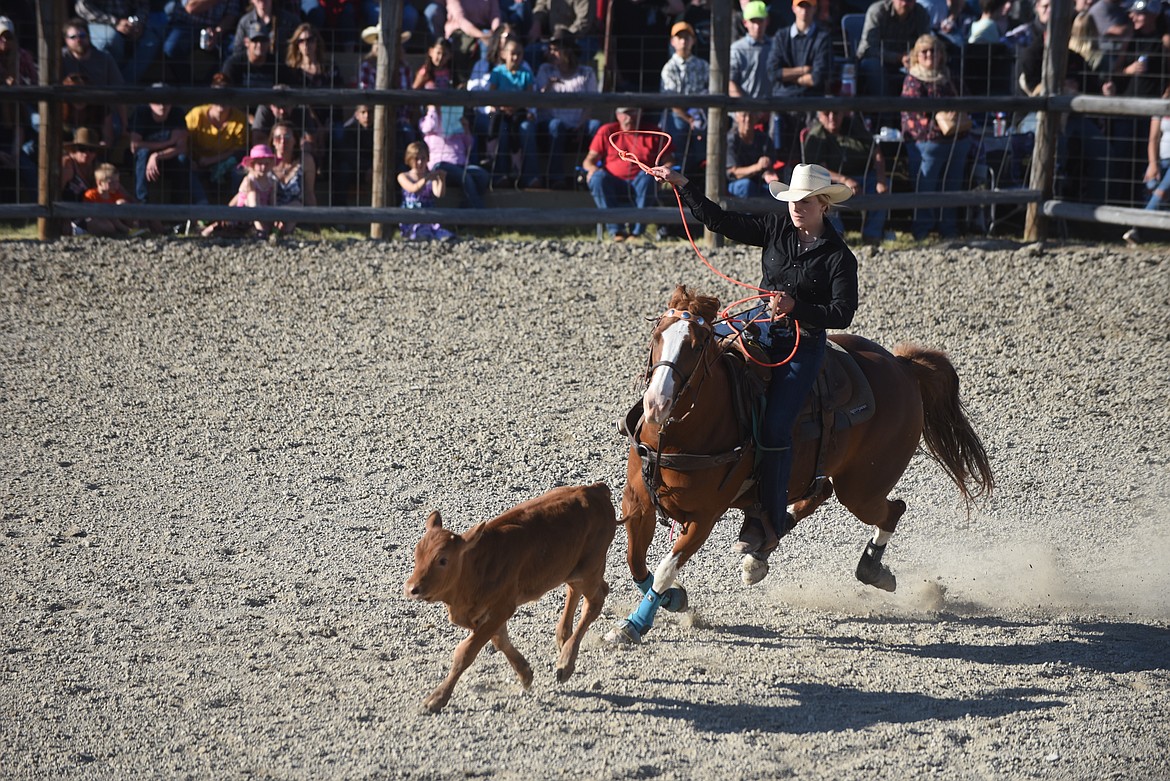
[605,285,993,644]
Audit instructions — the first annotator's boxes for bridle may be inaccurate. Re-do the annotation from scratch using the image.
[626,307,752,527]
[644,308,716,420]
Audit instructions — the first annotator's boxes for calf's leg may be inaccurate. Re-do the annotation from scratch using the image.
[556,578,608,683]
[555,584,583,651]
[424,612,511,713]
[492,624,534,689]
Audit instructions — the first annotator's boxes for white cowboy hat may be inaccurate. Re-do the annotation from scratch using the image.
[769,163,853,203]
[362,25,411,45]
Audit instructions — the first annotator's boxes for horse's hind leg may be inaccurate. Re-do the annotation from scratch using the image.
[836,487,907,592]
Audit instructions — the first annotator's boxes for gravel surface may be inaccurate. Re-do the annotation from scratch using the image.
[1,235,1167,779]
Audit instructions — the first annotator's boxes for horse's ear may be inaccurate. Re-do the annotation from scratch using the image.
[425,510,443,531]
[667,284,690,310]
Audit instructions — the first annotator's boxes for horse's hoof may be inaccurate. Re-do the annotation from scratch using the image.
[856,541,897,592]
[741,553,770,585]
[856,563,897,592]
[660,585,688,613]
[603,620,642,645]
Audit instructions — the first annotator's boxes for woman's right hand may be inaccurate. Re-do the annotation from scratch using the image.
[650,166,686,187]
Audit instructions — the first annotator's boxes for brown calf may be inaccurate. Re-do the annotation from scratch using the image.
[403,482,616,713]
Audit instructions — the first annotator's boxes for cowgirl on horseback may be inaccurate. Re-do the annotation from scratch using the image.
[649,163,859,558]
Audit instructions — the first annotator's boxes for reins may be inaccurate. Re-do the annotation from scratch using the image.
[608,130,801,368]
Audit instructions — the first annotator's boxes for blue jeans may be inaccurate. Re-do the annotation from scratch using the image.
[537,117,600,183]
[759,329,827,521]
[488,112,539,182]
[434,161,491,208]
[907,136,972,239]
[302,0,359,50]
[363,2,419,37]
[728,176,767,198]
[88,12,167,85]
[134,148,191,203]
[422,3,447,43]
[1144,159,1170,209]
[827,171,887,240]
[587,169,657,236]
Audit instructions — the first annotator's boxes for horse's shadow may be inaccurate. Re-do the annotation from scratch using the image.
[571,683,1061,735]
[571,617,1167,734]
[718,615,1170,674]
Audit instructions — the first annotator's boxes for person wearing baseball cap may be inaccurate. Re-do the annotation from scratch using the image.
[730,2,773,100]
[1118,0,1167,98]
[221,20,279,88]
[230,0,301,60]
[649,160,858,558]
[661,18,710,176]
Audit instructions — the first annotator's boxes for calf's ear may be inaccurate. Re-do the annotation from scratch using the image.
[425,510,443,531]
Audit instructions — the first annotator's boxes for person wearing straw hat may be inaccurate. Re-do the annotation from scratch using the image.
[61,126,103,202]
[650,161,859,559]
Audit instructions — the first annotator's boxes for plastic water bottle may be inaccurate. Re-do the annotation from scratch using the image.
[840,63,856,97]
[994,112,1007,137]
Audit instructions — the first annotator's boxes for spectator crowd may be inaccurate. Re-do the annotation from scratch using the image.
[0,0,1167,242]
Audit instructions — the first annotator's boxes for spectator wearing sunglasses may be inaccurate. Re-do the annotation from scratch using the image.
[61,18,127,153]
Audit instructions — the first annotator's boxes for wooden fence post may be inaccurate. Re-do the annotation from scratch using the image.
[705,1,730,249]
[370,0,402,239]
[1025,0,1070,242]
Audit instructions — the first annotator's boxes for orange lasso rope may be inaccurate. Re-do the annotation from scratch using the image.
[607,130,799,368]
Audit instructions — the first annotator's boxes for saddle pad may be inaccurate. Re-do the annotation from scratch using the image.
[794,340,876,442]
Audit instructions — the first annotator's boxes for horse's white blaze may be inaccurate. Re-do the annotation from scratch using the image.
[872,528,893,546]
[651,552,682,594]
[644,320,690,423]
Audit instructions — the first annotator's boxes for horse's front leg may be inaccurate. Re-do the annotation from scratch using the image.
[621,453,656,585]
[605,515,716,645]
[621,459,688,614]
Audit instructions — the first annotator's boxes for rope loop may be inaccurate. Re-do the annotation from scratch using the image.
[607,130,799,368]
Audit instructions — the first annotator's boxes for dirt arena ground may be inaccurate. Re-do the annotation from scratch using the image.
[1,235,1167,779]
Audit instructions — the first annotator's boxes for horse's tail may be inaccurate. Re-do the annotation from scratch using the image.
[895,343,994,509]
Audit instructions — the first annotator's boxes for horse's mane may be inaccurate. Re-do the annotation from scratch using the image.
[667,285,720,324]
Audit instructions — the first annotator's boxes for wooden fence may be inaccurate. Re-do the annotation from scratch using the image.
[4,0,1170,242]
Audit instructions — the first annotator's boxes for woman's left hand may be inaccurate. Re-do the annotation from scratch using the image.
[771,291,795,319]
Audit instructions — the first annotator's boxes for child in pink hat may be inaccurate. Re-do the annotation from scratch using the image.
[202,144,278,238]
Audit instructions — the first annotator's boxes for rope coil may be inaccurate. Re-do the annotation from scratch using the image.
[607,130,799,367]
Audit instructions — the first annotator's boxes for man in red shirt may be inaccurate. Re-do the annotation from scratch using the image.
[581,107,670,241]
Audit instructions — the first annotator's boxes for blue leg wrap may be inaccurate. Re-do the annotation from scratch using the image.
[634,573,684,612]
[628,589,662,635]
